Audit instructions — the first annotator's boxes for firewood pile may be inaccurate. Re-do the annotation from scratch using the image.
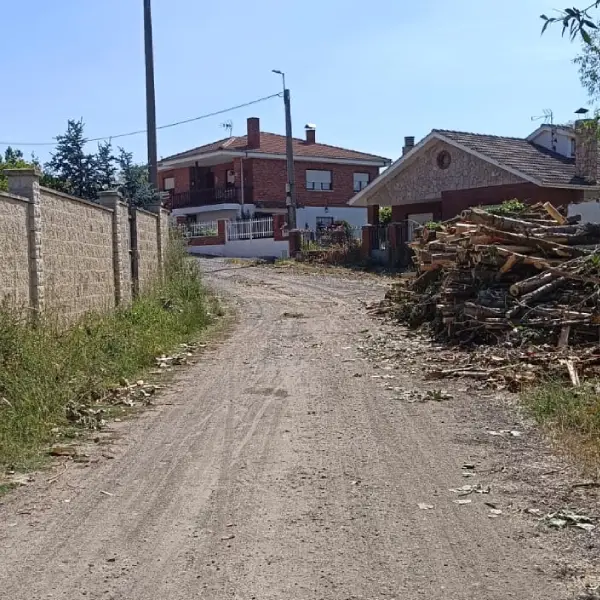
[388,201,600,351]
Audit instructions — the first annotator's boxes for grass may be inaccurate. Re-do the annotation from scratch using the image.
[0,234,218,469]
[522,381,600,474]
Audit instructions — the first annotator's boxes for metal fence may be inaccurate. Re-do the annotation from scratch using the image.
[182,221,219,238]
[301,225,362,250]
[371,225,389,251]
[227,217,274,241]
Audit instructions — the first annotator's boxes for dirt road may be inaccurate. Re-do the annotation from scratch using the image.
[0,259,576,599]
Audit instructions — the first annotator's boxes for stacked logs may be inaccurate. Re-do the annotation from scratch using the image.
[390,202,600,347]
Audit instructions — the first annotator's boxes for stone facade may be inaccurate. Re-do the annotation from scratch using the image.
[0,192,31,311]
[1,169,167,323]
[41,188,115,320]
[374,140,525,206]
[136,209,160,293]
[97,191,133,306]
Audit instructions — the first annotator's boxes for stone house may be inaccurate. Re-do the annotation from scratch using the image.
[158,117,391,233]
[350,121,600,241]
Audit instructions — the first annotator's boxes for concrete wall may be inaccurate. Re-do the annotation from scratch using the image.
[136,209,161,293]
[568,198,600,223]
[188,238,289,259]
[41,188,115,319]
[0,192,31,310]
[1,169,167,322]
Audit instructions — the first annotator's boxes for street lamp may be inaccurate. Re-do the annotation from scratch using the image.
[272,69,296,230]
[272,69,286,92]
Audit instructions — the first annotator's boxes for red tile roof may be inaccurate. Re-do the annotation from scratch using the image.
[160,132,389,164]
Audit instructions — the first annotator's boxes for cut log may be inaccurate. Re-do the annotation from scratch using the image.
[507,276,567,318]
[530,225,580,235]
[509,271,560,297]
[463,302,504,318]
[464,208,538,234]
[543,202,567,225]
[562,359,581,387]
[478,226,586,257]
[499,254,520,274]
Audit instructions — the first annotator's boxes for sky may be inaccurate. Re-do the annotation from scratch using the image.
[0,0,593,165]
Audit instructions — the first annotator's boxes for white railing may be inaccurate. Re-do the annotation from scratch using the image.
[183,221,219,238]
[227,217,274,241]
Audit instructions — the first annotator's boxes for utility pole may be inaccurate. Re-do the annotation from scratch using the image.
[272,70,296,230]
[144,0,158,189]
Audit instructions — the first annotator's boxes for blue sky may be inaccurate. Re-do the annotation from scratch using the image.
[0,0,592,165]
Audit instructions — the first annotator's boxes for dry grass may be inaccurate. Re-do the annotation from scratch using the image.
[522,381,600,475]
[0,235,218,468]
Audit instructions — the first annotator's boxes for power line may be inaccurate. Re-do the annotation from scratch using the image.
[0,92,282,147]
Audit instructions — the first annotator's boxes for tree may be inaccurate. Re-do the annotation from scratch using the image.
[541,4,600,44]
[95,141,117,191]
[574,25,600,100]
[46,119,98,200]
[379,206,392,225]
[116,147,159,208]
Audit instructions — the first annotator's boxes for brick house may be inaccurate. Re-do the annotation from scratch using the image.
[158,117,391,231]
[350,121,600,240]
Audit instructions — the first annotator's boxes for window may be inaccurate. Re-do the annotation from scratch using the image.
[436,151,451,170]
[163,177,175,191]
[306,169,332,191]
[571,138,577,157]
[354,172,370,192]
[316,216,334,230]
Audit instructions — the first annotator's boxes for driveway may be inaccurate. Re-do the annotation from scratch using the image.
[0,258,572,599]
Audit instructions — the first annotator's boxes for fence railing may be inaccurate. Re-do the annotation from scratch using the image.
[170,186,253,209]
[301,225,362,250]
[371,224,389,251]
[182,221,219,238]
[227,217,274,241]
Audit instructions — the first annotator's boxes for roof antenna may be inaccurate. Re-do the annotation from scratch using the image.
[220,120,233,137]
[530,109,553,124]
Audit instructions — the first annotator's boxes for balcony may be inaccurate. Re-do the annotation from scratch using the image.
[170,186,253,210]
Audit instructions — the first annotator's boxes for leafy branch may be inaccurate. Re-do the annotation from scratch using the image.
[541,2,600,44]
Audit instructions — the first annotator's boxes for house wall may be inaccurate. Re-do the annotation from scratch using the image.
[159,167,189,194]
[389,183,583,225]
[441,183,582,219]
[160,159,380,211]
[530,127,575,158]
[251,158,380,209]
[0,192,31,310]
[370,140,525,207]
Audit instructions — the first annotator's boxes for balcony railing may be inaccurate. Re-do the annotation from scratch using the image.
[170,185,253,210]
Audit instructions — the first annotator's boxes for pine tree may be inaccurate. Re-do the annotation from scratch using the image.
[117,147,159,207]
[46,119,98,200]
[95,141,117,191]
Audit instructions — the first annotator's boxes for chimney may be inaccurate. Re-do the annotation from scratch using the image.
[247,117,260,149]
[305,123,316,144]
[402,136,415,156]
[575,119,599,183]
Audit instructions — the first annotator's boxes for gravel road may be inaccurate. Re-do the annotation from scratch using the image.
[0,259,575,599]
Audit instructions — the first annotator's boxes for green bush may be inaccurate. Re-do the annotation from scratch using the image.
[0,234,215,467]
